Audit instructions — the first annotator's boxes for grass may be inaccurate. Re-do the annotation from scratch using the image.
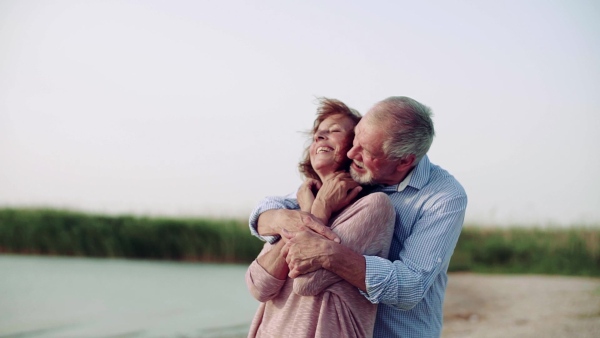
[0,208,263,263]
[1,208,599,276]
[449,225,600,277]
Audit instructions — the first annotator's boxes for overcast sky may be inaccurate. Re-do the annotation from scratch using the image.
[1,0,599,227]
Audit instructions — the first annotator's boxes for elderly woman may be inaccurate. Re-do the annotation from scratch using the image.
[245,98,395,338]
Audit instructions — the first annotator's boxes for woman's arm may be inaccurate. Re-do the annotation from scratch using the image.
[245,241,288,302]
[257,240,289,280]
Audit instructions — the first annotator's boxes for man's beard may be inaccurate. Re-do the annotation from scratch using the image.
[350,166,376,186]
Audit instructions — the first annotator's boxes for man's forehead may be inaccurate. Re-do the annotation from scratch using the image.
[355,119,384,152]
[356,117,381,137]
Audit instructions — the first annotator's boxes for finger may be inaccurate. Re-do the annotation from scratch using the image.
[331,174,358,185]
[307,179,321,191]
[288,268,300,278]
[299,214,334,238]
[288,261,308,278]
[306,222,340,243]
[280,242,290,258]
[281,228,295,243]
[300,179,315,192]
[333,171,349,179]
[282,228,296,239]
[289,262,316,277]
[339,177,360,187]
[334,172,357,183]
[305,179,316,188]
[283,243,294,265]
[345,185,363,202]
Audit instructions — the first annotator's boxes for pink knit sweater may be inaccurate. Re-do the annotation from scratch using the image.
[246,192,395,338]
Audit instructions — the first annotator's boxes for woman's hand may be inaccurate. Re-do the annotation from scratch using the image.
[297,178,322,213]
[311,172,362,223]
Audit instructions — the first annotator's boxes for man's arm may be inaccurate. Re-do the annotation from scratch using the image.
[250,195,340,243]
[252,172,363,243]
[361,192,467,309]
[285,191,467,309]
[249,194,299,243]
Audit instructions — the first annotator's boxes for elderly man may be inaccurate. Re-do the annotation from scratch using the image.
[250,96,467,338]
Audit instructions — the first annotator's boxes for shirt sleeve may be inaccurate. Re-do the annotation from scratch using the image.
[294,193,395,296]
[249,192,300,244]
[362,191,467,310]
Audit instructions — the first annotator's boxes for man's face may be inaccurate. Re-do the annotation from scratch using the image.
[347,118,401,186]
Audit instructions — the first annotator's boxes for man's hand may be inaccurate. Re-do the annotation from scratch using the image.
[282,227,368,291]
[256,209,340,243]
[281,229,335,278]
[297,178,322,213]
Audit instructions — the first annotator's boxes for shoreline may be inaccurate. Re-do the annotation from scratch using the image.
[442,273,600,338]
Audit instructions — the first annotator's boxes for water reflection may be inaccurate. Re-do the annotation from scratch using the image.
[0,255,257,337]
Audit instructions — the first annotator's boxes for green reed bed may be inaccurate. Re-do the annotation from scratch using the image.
[0,208,263,263]
[450,226,600,276]
[1,208,599,276]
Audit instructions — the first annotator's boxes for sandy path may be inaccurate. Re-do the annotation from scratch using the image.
[442,273,600,338]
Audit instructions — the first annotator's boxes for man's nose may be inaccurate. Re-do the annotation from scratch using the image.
[347,145,357,159]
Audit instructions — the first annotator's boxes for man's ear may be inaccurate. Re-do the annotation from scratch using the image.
[396,154,416,172]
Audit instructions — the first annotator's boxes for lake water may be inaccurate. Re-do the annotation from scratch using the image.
[0,255,259,338]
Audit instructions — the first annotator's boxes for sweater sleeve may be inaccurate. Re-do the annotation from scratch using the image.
[245,242,287,302]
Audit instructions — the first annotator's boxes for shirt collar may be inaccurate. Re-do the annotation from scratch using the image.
[409,154,431,190]
[374,155,431,193]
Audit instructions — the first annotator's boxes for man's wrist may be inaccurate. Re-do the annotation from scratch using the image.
[324,243,368,292]
[256,209,282,236]
[322,240,340,271]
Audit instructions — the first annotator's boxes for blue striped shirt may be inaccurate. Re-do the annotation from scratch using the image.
[249,155,467,338]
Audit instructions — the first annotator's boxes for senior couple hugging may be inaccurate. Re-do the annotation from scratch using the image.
[245,96,467,338]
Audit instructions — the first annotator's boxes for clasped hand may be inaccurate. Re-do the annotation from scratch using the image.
[280,172,361,277]
[281,229,332,278]
[297,172,362,221]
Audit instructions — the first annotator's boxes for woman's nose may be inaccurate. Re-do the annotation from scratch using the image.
[314,131,327,141]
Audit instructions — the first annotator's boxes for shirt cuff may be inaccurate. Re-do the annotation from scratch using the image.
[249,203,282,244]
[361,255,424,310]
[361,255,396,303]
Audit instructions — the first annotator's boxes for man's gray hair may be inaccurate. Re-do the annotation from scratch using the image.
[370,96,435,164]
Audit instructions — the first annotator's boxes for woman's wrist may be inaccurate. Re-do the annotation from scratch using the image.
[311,197,331,225]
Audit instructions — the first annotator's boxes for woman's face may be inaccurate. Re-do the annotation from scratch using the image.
[309,114,357,177]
